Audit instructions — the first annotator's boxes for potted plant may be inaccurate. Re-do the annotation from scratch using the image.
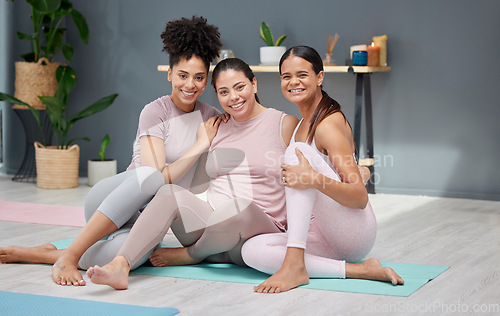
[259,22,287,65]
[8,0,89,110]
[0,65,118,189]
[87,134,117,186]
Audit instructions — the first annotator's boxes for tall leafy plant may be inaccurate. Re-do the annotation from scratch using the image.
[10,0,89,63]
[0,65,118,149]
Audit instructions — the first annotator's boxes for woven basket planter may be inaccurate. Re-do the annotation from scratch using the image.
[35,142,80,189]
[13,58,59,110]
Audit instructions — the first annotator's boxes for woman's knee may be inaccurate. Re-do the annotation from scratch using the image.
[241,235,266,266]
[84,173,123,221]
[135,166,165,194]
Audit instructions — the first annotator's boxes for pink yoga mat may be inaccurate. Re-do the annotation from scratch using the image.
[0,200,85,227]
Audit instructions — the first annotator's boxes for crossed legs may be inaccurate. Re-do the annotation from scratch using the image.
[242,142,403,293]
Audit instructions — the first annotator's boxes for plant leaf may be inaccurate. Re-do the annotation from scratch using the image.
[27,0,61,13]
[55,65,76,104]
[260,22,274,46]
[68,94,118,128]
[44,28,65,59]
[99,134,110,161]
[70,9,89,45]
[275,35,287,47]
[17,32,34,41]
[62,43,74,62]
[20,52,36,62]
[38,96,63,129]
[0,93,47,145]
[39,95,64,145]
[65,137,90,148]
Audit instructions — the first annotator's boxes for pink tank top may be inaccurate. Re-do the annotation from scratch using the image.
[205,108,287,231]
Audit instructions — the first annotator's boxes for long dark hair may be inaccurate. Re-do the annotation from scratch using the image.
[279,45,351,144]
[211,58,260,103]
[161,16,222,72]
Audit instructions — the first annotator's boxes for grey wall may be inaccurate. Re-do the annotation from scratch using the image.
[2,0,499,200]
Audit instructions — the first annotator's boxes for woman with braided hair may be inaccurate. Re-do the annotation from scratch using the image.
[0,16,224,287]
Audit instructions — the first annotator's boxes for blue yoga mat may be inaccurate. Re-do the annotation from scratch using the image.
[0,291,179,316]
[52,238,448,297]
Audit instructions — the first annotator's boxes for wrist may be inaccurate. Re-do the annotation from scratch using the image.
[312,171,324,190]
[194,138,210,152]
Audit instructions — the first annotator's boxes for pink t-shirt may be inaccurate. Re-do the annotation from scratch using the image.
[127,95,220,189]
[205,108,287,231]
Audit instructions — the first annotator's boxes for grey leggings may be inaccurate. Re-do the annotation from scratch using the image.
[117,184,282,268]
[78,166,164,269]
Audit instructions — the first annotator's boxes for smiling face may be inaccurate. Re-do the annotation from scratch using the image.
[279,55,324,108]
[168,55,208,112]
[215,69,261,121]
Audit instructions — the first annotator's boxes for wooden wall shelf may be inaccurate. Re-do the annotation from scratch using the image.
[157,65,391,74]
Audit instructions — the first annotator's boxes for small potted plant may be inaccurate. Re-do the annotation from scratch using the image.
[87,134,117,186]
[259,22,287,65]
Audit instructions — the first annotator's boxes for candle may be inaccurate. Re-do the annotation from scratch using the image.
[372,35,387,66]
[352,51,368,66]
[367,42,380,66]
[350,44,367,59]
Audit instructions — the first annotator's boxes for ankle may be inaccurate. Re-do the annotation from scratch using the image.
[58,251,80,263]
[113,256,130,270]
[282,247,306,269]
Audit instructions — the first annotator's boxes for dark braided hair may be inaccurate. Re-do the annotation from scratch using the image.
[161,16,222,72]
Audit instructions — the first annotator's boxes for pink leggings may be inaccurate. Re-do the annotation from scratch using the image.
[117,184,282,268]
[241,142,377,278]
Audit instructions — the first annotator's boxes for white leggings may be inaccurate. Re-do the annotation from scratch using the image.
[241,142,377,278]
[117,184,282,268]
[78,166,164,269]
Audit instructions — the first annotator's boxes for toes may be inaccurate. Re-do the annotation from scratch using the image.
[254,284,266,293]
[261,286,272,294]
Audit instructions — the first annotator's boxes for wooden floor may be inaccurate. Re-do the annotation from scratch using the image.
[0,174,499,315]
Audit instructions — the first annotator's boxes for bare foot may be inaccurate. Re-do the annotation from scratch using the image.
[52,253,86,286]
[149,247,201,267]
[346,258,404,285]
[0,243,56,263]
[254,262,309,294]
[87,256,130,290]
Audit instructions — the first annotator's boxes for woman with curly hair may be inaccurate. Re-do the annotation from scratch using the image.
[0,16,223,287]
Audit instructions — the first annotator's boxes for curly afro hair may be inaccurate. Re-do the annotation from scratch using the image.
[161,16,222,72]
